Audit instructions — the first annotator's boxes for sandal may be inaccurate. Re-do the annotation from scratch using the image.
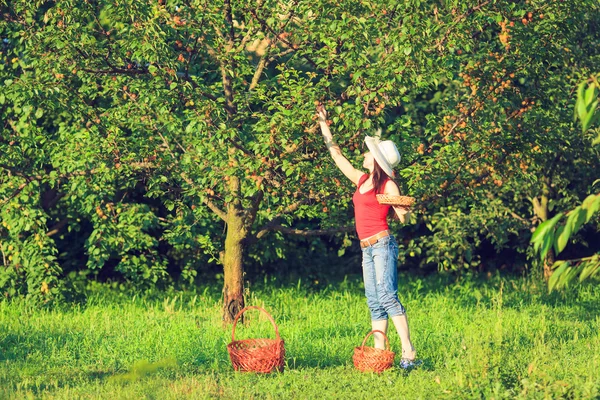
[399,349,422,369]
[399,357,422,369]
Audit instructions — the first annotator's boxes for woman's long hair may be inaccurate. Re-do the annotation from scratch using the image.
[372,161,390,194]
[372,161,401,220]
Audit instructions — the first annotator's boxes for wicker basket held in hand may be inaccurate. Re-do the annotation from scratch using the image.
[353,330,395,373]
[227,306,285,373]
[376,194,416,207]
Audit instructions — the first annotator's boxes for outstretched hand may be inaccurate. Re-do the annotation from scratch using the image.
[393,206,411,224]
[316,104,327,122]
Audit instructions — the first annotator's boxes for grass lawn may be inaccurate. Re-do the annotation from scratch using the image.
[1,273,599,399]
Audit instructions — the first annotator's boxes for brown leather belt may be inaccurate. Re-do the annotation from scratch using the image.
[359,230,390,248]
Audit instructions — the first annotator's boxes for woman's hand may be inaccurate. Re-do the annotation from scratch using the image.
[393,206,411,224]
[316,104,333,141]
[316,104,327,123]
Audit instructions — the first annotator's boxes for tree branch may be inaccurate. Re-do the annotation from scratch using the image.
[177,72,219,102]
[46,218,69,237]
[249,43,272,91]
[0,162,155,209]
[434,1,491,52]
[246,189,264,227]
[249,9,325,73]
[224,0,235,44]
[510,211,534,230]
[253,198,311,239]
[0,243,6,267]
[263,225,354,237]
[226,137,254,157]
[204,197,228,221]
[79,67,149,75]
[179,172,228,222]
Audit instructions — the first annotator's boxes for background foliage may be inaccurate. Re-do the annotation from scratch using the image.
[1,0,599,302]
[531,74,600,291]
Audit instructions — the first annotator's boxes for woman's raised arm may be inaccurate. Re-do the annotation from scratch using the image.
[316,105,363,185]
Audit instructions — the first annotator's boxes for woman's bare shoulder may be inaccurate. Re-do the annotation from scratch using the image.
[383,179,400,194]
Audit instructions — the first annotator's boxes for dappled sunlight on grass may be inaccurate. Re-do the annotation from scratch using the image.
[1,274,599,399]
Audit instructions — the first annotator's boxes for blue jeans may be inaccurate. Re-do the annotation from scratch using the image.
[362,235,406,321]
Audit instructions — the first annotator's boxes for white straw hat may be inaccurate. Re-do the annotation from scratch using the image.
[364,134,401,178]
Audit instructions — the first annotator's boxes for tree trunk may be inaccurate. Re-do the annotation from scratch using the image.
[532,181,555,282]
[543,249,555,281]
[222,176,248,324]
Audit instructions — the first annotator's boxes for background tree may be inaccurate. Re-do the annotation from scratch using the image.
[531,75,600,291]
[1,0,599,319]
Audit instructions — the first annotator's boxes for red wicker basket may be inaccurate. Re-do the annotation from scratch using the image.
[227,306,285,373]
[353,330,395,373]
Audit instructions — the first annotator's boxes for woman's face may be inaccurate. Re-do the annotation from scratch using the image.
[362,151,374,170]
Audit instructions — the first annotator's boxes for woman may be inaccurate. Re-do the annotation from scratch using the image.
[317,105,417,368]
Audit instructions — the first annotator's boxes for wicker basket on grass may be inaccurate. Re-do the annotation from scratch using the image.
[353,330,395,373]
[227,306,285,373]
[376,194,415,207]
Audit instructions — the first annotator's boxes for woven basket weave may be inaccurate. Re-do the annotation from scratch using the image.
[353,330,395,373]
[227,306,285,373]
[376,194,415,207]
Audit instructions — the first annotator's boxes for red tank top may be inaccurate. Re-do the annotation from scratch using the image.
[352,174,391,240]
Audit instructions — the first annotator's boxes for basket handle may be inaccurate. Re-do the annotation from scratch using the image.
[231,306,281,342]
[361,330,391,351]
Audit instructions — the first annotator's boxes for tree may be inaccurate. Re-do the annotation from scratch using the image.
[396,0,600,276]
[1,0,443,318]
[531,76,600,291]
[2,0,599,316]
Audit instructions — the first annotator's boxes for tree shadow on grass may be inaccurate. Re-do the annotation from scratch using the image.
[282,325,373,370]
[400,272,600,323]
[0,329,217,395]
[283,327,439,372]
[286,352,351,370]
[0,330,84,363]
[0,330,114,394]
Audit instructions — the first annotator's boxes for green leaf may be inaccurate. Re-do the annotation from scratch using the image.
[537,214,562,259]
[582,100,598,132]
[576,81,586,102]
[579,260,599,282]
[582,194,600,223]
[570,207,587,236]
[185,121,196,133]
[584,84,598,105]
[582,194,597,208]
[559,265,576,289]
[548,261,568,293]
[576,82,587,121]
[465,248,472,263]
[577,96,588,122]
[588,111,600,134]
[591,195,600,216]
[540,233,554,262]
[531,213,562,247]
[554,222,571,254]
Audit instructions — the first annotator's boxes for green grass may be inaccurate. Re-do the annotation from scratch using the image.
[1,274,599,399]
